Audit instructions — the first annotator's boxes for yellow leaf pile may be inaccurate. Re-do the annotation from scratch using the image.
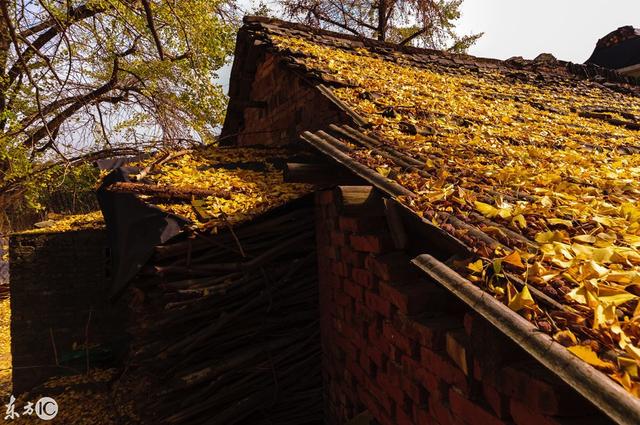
[18,211,105,235]
[272,35,640,395]
[3,302,144,423]
[0,298,10,392]
[132,147,313,230]
[8,368,143,425]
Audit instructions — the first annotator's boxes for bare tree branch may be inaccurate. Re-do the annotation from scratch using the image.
[141,0,165,60]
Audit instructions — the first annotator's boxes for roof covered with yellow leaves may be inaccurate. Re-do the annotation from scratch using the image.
[242,17,640,397]
[103,146,314,231]
[17,211,105,235]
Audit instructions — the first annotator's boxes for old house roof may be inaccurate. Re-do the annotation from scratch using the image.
[227,16,640,415]
[94,145,315,296]
[20,146,313,235]
[102,146,313,230]
[18,211,105,234]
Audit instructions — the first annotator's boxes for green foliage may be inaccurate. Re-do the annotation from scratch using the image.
[0,0,238,224]
[31,163,101,214]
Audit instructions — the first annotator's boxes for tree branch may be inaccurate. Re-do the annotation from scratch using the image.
[26,57,121,150]
[141,0,165,60]
[399,26,429,46]
[6,3,105,87]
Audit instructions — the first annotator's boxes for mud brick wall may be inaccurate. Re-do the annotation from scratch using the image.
[9,229,127,393]
[315,189,611,425]
[237,53,349,146]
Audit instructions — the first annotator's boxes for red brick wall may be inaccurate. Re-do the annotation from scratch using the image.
[237,53,349,146]
[315,189,610,425]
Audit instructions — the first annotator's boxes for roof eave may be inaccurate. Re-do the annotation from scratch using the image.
[300,127,640,425]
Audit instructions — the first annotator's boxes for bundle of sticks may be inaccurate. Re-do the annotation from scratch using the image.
[126,205,322,425]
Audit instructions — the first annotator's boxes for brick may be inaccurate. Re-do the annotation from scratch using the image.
[357,386,384,421]
[343,324,366,350]
[465,316,525,386]
[365,252,420,282]
[360,349,373,375]
[346,355,367,385]
[338,215,359,232]
[339,215,387,233]
[331,260,351,277]
[401,356,440,398]
[421,347,469,395]
[510,400,561,425]
[411,315,462,349]
[413,404,435,425]
[335,334,359,360]
[375,409,397,425]
[339,246,365,267]
[378,371,404,405]
[345,306,355,326]
[352,267,378,290]
[379,280,449,316]
[368,346,386,368]
[355,301,376,323]
[383,321,417,357]
[365,291,393,317]
[498,361,593,416]
[331,230,347,246]
[343,279,364,302]
[326,273,342,290]
[428,396,460,425]
[401,353,421,376]
[387,360,402,385]
[482,382,511,419]
[396,404,415,425]
[318,244,340,260]
[334,290,353,308]
[449,389,507,425]
[315,190,334,205]
[367,319,383,343]
[402,375,425,405]
[350,234,394,253]
[445,330,471,376]
[365,376,395,415]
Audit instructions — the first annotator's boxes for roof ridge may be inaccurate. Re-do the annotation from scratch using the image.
[242,15,640,91]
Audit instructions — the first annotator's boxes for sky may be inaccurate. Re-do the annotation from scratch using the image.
[218,0,640,90]
[456,0,640,62]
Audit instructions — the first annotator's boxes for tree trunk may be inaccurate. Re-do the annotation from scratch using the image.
[377,0,387,41]
[0,12,9,132]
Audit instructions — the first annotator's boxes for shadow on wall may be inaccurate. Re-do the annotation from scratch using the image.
[8,229,128,393]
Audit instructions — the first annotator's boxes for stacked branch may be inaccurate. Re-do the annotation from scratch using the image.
[126,207,322,425]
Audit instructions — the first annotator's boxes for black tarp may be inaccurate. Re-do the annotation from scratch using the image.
[586,29,640,70]
[97,167,187,299]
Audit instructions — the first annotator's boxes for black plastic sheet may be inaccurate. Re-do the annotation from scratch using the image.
[97,167,188,299]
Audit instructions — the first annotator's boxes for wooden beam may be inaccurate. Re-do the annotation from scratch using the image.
[284,163,363,186]
[334,186,385,217]
[106,182,232,202]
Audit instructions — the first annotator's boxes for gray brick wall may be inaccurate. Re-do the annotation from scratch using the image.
[9,229,127,393]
